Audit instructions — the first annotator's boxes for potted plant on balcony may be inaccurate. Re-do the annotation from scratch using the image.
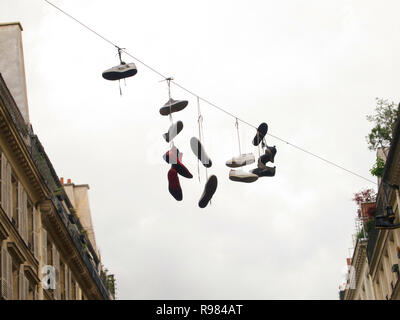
[53,188,64,201]
[68,207,77,224]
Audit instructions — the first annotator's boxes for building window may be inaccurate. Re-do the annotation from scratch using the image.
[11,174,18,227]
[60,260,65,300]
[71,279,76,300]
[12,261,18,300]
[47,239,53,267]
[27,200,33,249]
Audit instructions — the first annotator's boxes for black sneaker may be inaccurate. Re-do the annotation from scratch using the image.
[198,175,218,208]
[159,98,188,116]
[102,62,137,81]
[190,137,212,168]
[266,145,277,163]
[252,122,268,146]
[251,166,276,177]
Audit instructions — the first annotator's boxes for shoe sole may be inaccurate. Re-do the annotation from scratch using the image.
[229,173,259,183]
[251,168,276,177]
[102,68,137,81]
[252,122,268,146]
[198,175,218,208]
[163,121,184,142]
[172,161,193,179]
[190,137,212,168]
[160,100,188,116]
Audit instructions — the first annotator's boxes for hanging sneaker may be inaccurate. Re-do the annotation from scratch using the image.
[252,122,268,146]
[375,215,400,230]
[190,137,212,168]
[198,175,218,208]
[163,121,184,143]
[251,166,276,177]
[258,146,277,166]
[159,98,188,116]
[102,62,137,81]
[226,153,255,168]
[168,167,183,201]
[266,145,277,163]
[229,169,258,183]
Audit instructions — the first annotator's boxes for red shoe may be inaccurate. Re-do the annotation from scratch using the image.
[168,167,183,201]
[163,147,193,179]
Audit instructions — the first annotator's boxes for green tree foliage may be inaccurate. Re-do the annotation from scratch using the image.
[366,98,399,151]
[370,157,385,177]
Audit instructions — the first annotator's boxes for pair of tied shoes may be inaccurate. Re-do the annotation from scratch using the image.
[190,137,217,208]
[226,146,277,183]
[164,147,192,201]
[226,153,258,183]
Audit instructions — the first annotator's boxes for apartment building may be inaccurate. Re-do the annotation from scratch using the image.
[341,109,400,300]
[0,22,114,300]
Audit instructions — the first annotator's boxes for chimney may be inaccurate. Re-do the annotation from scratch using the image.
[60,177,64,185]
[67,178,72,184]
[0,22,30,124]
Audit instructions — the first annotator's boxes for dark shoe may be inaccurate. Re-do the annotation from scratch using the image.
[252,122,268,146]
[251,166,276,177]
[198,175,218,208]
[168,167,182,201]
[190,137,212,168]
[159,98,188,116]
[266,145,277,163]
[163,121,184,142]
[375,215,400,230]
[102,62,137,81]
[163,147,193,178]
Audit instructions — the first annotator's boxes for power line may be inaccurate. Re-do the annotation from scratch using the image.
[43,0,377,186]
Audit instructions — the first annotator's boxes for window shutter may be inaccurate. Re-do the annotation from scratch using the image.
[33,206,39,260]
[0,247,8,299]
[1,153,6,214]
[52,244,60,300]
[41,228,47,266]
[6,162,12,220]
[64,265,69,300]
[22,189,28,244]
[17,184,28,245]
[18,182,23,239]
[75,282,79,300]
[7,251,12,300]
[24,276,29,300]
[19,270,24,300]
[1,154,12,221]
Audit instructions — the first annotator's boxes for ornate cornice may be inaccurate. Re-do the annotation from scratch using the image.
[0,75,48,202]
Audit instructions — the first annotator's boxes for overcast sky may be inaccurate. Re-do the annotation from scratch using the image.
[1,0,399,299]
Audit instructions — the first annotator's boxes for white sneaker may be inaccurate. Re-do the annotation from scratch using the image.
[226,153,255,168]
[102,62,137,81]
[229,169,258,183]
